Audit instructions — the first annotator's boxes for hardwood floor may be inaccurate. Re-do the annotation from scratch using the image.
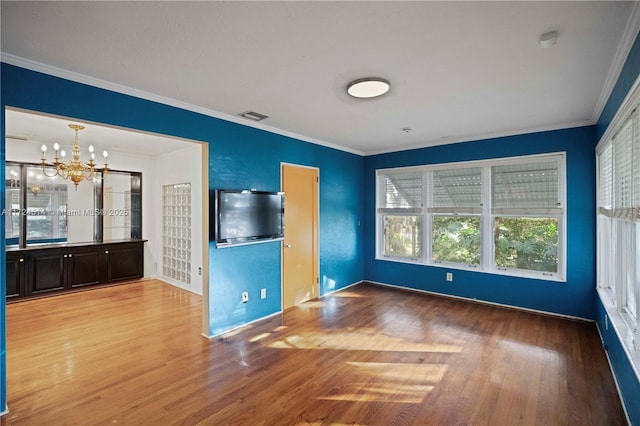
[1,280,626,425]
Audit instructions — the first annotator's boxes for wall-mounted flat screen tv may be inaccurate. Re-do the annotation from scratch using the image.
[214,189,285,247]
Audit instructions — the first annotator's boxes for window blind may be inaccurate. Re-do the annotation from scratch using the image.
[429,167,482,214]
[614,116,634,219]
[633,111,640,220]
[492,159,561,214]
[599,143,613,215]
[378,172,422,214]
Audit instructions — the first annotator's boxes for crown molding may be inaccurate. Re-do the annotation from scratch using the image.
[0,53,603,158]
[364,119,594,156]
[0,53,364,156]
[591,0,640,123]
[596,73,640,152]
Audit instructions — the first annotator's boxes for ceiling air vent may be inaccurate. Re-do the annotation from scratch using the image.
[239,111,269,122]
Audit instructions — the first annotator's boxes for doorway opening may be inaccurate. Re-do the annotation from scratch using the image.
[3,107,210,333]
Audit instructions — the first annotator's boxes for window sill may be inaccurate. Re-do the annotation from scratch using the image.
[597,288,640,382]
[374,256,565,282]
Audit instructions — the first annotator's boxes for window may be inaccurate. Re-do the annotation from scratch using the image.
[432,215,481,265]
[494,217,558,273]
[430,167,482,266]
[376,153,565,281]
[492,160,562,276]
[597,107,640,329]
[377,172,422,259]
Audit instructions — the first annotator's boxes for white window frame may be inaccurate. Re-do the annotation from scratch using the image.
[376,166,425,261]
[595,73,640,383]
[597,104,640,335]
[376,152,567,282]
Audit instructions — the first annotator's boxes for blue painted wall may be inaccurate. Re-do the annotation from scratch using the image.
[595,298,640,424]
[207,121,364,335]
[0,63,364,408]
[594,27,640,426]
[364,125,597,319]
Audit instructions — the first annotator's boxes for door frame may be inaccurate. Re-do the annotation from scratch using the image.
[280,162,320,310]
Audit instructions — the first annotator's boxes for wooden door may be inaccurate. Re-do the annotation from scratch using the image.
[282,164,318,310]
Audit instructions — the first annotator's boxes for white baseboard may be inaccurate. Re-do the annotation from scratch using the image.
[157,276,202,296]
[366,280,592,322]
[320,280,363,298]
[202,311,282,340]
[200,280,364,339]
[595,323,632,425]
[1,404,8,417]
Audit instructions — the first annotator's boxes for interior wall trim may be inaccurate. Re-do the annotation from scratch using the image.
[366,279,593,322]
[1,54,601,157]
[596,72,640,151]
[595,322,632,426]
[592,1,640,123]
[0,54,364,157]
[201,311,283,340]
[320,280,363,298]
[362,120,593,156]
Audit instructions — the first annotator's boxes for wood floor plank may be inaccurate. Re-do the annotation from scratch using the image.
[1,280,627,425]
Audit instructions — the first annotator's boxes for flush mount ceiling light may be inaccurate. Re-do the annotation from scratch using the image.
[347,77,390,99]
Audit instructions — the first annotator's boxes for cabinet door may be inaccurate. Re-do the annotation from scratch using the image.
[105,244,143,282]
[6,253,26,299]
[68,251,102,288]
[29,253,65,295]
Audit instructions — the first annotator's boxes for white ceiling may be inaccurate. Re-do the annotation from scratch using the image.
[1,1,639,155]
[5,108,198,158]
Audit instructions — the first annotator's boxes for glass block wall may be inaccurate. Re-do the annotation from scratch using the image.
[162,183,192,285]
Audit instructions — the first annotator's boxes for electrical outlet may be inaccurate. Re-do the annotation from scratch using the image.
[242,292,248,303]
[261,288,266,299]
[446,272,453,282]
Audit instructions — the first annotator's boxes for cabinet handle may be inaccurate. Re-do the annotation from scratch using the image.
[105,251,109,254]
[68,254,73,258]
[19,258,24,263]
[63,254,68,258]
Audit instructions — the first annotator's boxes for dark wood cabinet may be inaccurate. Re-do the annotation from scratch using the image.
[6,252,26,299]
[105,244,143,283]
[30,253,65,295]
[6,240,146,301]
[68,249,103,288]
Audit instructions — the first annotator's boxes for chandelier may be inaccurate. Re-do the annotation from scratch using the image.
[40,124,109,189]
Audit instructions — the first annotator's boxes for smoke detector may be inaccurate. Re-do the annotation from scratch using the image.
[539,31,558,48]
